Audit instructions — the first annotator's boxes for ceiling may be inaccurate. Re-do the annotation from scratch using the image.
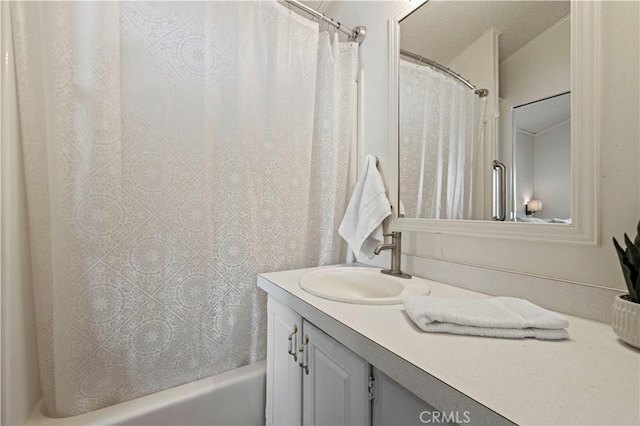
[400,0,570,66]
[515,92,571,135]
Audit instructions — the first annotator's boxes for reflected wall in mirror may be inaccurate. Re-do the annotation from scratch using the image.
[398,0,571,223]
[513,92,571,224]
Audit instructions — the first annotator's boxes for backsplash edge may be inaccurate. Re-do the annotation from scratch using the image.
[402,255,622,324]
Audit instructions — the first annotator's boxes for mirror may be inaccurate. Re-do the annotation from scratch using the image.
[513,92,571,223]
[397,0,571,223]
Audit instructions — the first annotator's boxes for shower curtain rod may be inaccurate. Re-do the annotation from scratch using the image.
[400,49,489,98]
[283,0,366,44]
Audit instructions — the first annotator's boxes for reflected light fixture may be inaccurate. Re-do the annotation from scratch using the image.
[525,200,543,216]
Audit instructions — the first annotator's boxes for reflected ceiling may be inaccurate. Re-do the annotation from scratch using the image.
[401,0,570,65]
[516,93,571,134]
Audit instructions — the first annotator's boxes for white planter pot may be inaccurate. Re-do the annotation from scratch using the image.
[612,294,640,350]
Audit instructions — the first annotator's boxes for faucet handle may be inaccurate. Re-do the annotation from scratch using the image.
[383,232,402,240]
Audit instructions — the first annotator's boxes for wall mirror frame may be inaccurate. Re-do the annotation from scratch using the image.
[388,0,600,245]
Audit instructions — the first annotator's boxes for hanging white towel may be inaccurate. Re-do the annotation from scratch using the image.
[339,155,391,258]
[403,296,569,340]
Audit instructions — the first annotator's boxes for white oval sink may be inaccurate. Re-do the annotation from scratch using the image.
[299,267,430,305]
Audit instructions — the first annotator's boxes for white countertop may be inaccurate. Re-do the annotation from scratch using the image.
[257,264,640,426]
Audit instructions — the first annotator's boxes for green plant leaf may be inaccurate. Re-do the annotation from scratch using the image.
[613,237,638,298]
[613,237,626,257]
[635,220,640,246]
[619,258,636,299]
[628,270,638,302]
[624,233,640,269]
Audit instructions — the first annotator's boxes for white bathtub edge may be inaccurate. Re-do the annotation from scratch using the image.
[26,361,267,426]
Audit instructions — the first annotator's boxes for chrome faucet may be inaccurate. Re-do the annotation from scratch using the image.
[373,232,412,279]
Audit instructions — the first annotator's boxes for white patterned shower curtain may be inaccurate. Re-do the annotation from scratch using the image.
[399,59,481,219]
[11,1,358,417]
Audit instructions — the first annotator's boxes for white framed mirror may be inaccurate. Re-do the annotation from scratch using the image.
[511,91,571,223]
[388,0,600,244]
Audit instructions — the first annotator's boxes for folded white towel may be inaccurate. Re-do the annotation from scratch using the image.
[403,296,569,340]
[339,155,391,258]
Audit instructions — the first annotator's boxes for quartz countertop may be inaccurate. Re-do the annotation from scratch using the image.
[257,264,640,426]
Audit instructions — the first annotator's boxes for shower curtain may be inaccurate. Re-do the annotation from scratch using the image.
[11,1,358,417]
[399,59,481,219]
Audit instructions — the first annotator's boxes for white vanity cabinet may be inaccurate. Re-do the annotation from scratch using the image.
[259,268,639,426]
[266,296,303,425]
[302,320,371,425]
[371,369,448,426]
[260,274,508,426]
[266,297,371,426]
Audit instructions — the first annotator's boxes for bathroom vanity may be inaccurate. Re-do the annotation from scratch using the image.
[258,264,639,426]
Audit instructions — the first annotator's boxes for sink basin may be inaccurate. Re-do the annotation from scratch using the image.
[299,267,430,305]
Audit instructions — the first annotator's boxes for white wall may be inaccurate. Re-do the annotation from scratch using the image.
[514,130,533,217]
[514,121,571,220]
[326,1,639,300]
[326,1,407,191]
[533,120,571,219]
[499,16,570,103]
[1,3,42,424]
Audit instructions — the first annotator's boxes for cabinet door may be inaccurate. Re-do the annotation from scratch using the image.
[371,368,452,426]
[301,320,370,426]
[266,297,303,426]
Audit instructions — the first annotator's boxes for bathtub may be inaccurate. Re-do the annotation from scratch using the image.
[26,361,266,426]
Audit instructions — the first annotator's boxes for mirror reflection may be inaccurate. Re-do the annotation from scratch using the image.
[398,1,571,222]
[513,93,571,223]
